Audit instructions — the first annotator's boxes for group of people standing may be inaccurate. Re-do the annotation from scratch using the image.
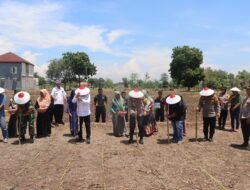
[197,86,250,148]
[0,81,249,149]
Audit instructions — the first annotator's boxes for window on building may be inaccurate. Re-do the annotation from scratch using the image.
[10,67,17,74]
[26,64,29,76]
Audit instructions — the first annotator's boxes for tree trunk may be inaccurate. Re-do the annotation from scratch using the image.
[187,87,191,91]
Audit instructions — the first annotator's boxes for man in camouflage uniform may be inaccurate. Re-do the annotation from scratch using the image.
[18,100,35,143]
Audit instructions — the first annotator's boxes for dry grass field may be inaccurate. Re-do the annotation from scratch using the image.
[0,89,249,190]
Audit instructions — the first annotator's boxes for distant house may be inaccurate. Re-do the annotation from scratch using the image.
[0,52,37,90]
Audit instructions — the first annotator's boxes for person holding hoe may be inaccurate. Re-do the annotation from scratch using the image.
[197,87,220,142]
[128,88,145,144]
[14,91,35,144]
[166,94,186,144]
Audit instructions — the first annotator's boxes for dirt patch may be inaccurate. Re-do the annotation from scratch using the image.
[0,90,249,190]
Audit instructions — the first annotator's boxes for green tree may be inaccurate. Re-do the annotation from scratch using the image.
[236,70,250,87]
[46,59,75,89]
[104,78,114,88]
[46,59,64,80]
[62,52,97,83]
[160,73,169,89]
[34,72,46,87]
[98,78,105,88]
[204,67,230,89]
[169,46,204,91]
[122,77,129,88]
[129,73,139,88]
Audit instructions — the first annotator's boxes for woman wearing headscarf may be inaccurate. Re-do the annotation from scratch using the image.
[229,87,242,132]
[197,87,220,142]
[35,89,52,138]
[8,90,19,138]
[142,89,157,136]
[110,91,127,137]
[66,89,78,136]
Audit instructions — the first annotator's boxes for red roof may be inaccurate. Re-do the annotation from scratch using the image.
[0,52,34,65]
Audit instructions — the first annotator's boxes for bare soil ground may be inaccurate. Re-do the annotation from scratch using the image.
[0,90,249,190]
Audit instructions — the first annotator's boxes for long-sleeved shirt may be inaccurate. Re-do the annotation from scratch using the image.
[72,94,91,117]
[198,95,220,118]
[241,96,250,119]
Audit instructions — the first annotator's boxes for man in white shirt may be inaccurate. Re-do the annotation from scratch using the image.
[72,84,91,144]
[51,80,66,126]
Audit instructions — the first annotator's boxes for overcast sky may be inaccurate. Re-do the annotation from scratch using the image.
[1,0,250,82]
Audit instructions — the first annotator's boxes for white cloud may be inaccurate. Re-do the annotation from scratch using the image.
[106,30,130,44]
[0,1,126,52]
[34,63,49,78]
[22,51,41,64]
[239,47,250,53]
[0,36,15,53]
[96,47,172,82]
[202,62,219,69]
[22,51,47,77]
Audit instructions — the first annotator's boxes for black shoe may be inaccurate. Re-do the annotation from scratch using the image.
[60,121,65,125]
[86,138,90,144]
[208,138,215,142]
[238,143,249,148]
[55,123,59,127]
[30,138,34,143]
[203,138,209,142]
[129,138,134,144]
[139,138,144,144]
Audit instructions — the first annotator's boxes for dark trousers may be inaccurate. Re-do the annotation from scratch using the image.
[53,104,64,123]
[95,106,106,123]
[125,108,128,122]
[203,117,216,139]
[129,115,144,139]
[155,109,165,122]
[218,109,228,129]
[79,115,91,139]
[241,119,250,145]
[230,108,240,129]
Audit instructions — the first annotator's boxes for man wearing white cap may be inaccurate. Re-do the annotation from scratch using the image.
[72,84,91,144]
[51,80,66,126]
[197,87,220,142]
[239,85,250,148]
[0,87,8,143]
[166,94,186,144]
[229,87,242,132]
[14,91,35,143]
[128,88,145,144]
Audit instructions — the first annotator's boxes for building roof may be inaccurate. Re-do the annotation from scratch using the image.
[0,52,34,65]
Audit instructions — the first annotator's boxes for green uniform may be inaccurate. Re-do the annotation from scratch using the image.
[19,101,35,138]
